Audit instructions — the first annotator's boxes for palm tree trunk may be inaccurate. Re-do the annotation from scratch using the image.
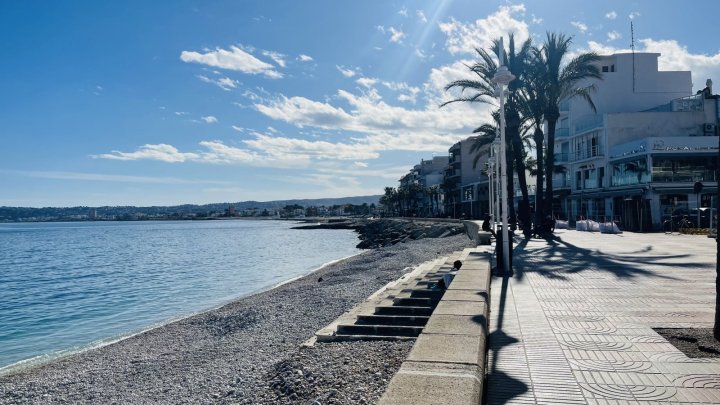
[716,134,720,340]
[544,112,559,221]
[508,126,532,238]
[533,127,546,234]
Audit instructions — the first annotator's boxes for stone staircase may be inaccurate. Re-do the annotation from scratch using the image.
[313,254,467,342]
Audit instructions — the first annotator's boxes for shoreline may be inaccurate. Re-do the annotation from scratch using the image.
[0,234,475,404]
[0,250,365,378]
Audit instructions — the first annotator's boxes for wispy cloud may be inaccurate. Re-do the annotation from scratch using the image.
[398,7,408,17]
[388,27,405,44]
[607,30,621,41]
[196,74,239,91]
[6,170,231,185]
[297,54,313,62]
[571,21,588,33]
[201,115,218,124]
[336,65,359,78]
[531,14,543,24]
[416,10,427,23]
[261,50,286,68]
[606,11,617,19]
[629,11,641,19]
[180,45,282,78]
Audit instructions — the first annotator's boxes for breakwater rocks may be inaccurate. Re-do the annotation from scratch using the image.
[294,218,466,249]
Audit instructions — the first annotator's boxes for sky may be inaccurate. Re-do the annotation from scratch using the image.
[2,0,720,207]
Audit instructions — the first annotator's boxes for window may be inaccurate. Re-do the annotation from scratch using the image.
[602,66,609,72]
[610,64,615,72]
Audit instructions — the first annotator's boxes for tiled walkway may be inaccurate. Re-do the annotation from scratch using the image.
[486,230,720,404]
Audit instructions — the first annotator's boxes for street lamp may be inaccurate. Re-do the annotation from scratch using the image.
[492,38,515,276]
[491,137,501,231]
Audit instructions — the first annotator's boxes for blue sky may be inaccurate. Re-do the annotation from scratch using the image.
[2,0,720,207]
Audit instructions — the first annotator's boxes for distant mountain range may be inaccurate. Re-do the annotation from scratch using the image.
[0,195,382,221]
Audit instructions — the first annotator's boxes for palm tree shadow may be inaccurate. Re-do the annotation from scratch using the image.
[511,232,686,282]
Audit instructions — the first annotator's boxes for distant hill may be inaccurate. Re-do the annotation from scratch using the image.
[0,195,382,221]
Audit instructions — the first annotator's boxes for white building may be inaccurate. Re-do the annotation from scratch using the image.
[399,156,449,216]
[553,52,718,230]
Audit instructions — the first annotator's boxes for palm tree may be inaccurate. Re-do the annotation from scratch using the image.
[537,32,602,221]
[442,34,534,237]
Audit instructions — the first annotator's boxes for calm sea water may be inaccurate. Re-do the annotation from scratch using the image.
[0,220,360,372]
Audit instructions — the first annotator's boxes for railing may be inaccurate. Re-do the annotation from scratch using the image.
[611,173,650,186]
[583,179,599,189]
[553,178,570,189]
[571,145,604,161]
[651,169,717,183]
[556,127,570,138]
[574,115,603,134]
[446,170,461,179]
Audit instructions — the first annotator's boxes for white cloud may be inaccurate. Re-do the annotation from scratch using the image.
[201,115,218,123]
[398,7,408,17]
[531,14,543,24]
[439,4,529,55]
[607,30,621,41]
[244,133,380,160]
[388,27,405,44]
[180,46,282,78]
[231,125,247,132]
[92,144,201,163]
[353,161,368,168]
[415,48,433,60]
[606,11,617,19]
[261,50,287,68]
[356,77,379,88]
[9,170,230,185]
[629,11,641,19]
[571,21,588,33]
[416,10,428,23]
[175,111,189,116]
[336,65,359,78]
[298,54,314,62]
[196,74,239,91]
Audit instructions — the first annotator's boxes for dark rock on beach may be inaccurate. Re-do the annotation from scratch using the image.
[294,218,466,249]
[0,230,474,404]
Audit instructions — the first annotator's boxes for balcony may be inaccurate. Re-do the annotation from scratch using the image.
[553,178,570,189]
[555,127,569,138]
[574,115,603,134]
[571,145,604,162]
[445,170,461,180]
[554,152,569,163]
[651,169,716,183]
[611,173,650,186]
[583,179,599,189]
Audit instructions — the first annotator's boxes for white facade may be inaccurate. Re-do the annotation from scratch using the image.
[553,52,719,231]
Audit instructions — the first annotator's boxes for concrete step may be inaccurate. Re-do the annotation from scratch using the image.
[336,324,423,337]
[356,314,430,326]
[375,305,433,316]
[408,289,444,300]
[393,297,434,307]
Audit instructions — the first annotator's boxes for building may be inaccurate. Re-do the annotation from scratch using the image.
[552,52,719,230]
[398,156,449,216]
[444,137,491,219]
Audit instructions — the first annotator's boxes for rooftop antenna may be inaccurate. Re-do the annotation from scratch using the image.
[631,21,636,92]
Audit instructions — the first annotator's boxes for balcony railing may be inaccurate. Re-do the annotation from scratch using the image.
[611,173,650,186]
[554,152,569,163]
[571,145,604,161]
[583,179,599,189]
[651,169,717,183]
[553,178,570,189]
[556,127,569,138]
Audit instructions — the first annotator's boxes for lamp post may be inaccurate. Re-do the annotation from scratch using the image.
[492,38,515,276]
[488,157,494,228]
[492,137,501,231]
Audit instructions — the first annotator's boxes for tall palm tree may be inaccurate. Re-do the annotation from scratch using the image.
[518,58,549,233]
[537,32,602,221]
[442,34,534,237]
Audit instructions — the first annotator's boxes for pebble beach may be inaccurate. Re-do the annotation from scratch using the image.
[0,232,474,404]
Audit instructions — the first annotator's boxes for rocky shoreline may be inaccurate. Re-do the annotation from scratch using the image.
[293,218,466,249]
[0,225,475,404]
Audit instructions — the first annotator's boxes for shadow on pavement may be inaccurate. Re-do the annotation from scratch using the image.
[511,232,686,282]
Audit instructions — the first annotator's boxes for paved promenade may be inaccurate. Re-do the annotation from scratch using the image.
[487,230,720,404]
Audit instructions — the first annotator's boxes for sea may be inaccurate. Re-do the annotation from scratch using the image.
[0,219,361,374]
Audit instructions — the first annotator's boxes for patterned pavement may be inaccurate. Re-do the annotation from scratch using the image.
[486,230,720,404]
